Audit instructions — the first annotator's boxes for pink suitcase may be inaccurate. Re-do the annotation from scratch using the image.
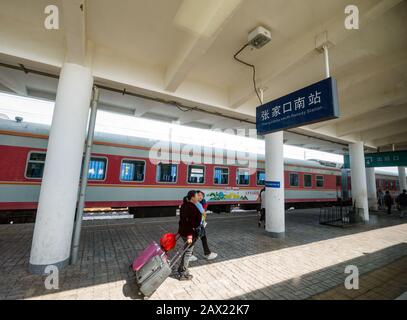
[131,239,194,297]
[132,241,165,272]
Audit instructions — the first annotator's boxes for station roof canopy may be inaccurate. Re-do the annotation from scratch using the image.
[0,0,406,154]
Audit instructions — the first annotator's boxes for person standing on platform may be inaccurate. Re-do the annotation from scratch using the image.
[384,190,393,215]
[377,189,385,209]
[396,189,407,218]
[257,187,266,228]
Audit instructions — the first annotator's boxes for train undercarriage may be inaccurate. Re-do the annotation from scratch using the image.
[0,199,352,224]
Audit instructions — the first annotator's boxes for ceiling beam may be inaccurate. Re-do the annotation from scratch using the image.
[373,131,407,147]
[228,0,403,109]
[164,0,242,92]
[309,80,407,132]
[336,103,407,137]
[211,118,239,130]
[288,127,364,150]
[361,119,407,142]
[342,85,407,118]
[0,68,27,96]
[133,103,157,118]
[176,112,208,125]
[62,0,87,65]
[336,47,407,94]
[378,145,407,152]
[97,103,135,116]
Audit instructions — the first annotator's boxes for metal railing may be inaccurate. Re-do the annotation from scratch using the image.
[319,205,364,227]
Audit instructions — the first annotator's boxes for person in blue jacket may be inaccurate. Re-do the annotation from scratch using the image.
[189,191,217,262]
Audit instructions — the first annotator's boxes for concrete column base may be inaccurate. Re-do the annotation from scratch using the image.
[266,231,285,239]
[29,258,70,275]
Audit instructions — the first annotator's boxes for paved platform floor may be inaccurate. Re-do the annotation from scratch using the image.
[310,256,407,300]
[0,209,406,300]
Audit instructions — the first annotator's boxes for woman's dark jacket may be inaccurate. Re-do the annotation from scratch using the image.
[178,202,202,239]
[384,194,393,206]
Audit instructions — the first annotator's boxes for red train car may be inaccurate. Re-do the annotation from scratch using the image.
[0,119,401,222]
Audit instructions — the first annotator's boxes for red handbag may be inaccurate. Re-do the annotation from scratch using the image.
[159,233,178,252]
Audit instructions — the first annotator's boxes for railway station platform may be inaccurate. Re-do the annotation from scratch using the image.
[0,209,406,300]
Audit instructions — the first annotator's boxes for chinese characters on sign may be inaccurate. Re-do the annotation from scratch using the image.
[256,77,340,135]
[343,151,407,168]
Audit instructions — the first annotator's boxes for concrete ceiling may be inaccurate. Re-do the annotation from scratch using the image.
[0,0,406,154]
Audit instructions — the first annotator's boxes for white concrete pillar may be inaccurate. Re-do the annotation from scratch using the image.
[398,167,407,192]
[349,142,369,221]
[29,63,93,274]
[265,131,285,237]
[366,167,378,210]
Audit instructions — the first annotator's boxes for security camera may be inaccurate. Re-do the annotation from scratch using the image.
[248,26,271,49]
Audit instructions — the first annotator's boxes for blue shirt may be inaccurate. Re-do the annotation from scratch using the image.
[195,202,205,214]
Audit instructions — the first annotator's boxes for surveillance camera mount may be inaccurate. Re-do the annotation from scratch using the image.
[233,26,271,105]
[248,26,272,49]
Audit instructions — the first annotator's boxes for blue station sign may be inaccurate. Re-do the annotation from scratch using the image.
[265,181,281,189]
[256,77,340,135]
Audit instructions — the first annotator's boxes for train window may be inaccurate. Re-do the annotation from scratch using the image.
[236,168,250,185]
[120,159,145,182]
[257,171,265,185]
[316,175,324,188]
[25,152,46,178]
[88,158,107,180]
[289,173,299,187]
[304,174,312,187]
[157,163,177,183]
[187,165,205,184]
[214,167,229,185]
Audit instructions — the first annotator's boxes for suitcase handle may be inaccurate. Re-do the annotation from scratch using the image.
[169,238,197,269]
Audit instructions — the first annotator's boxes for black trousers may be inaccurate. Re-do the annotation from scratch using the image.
[200,234,211,256]
[259,208,266,222]
[387,205,392,215]
[197,227,211,255]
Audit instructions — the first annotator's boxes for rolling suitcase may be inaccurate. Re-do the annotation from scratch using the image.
[131,239,193,297]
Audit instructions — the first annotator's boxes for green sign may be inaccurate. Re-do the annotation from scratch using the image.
[344,151,407,168]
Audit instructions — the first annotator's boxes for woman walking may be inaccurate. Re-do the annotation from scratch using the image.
[177,190,202,281]
[188,191,218,262]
